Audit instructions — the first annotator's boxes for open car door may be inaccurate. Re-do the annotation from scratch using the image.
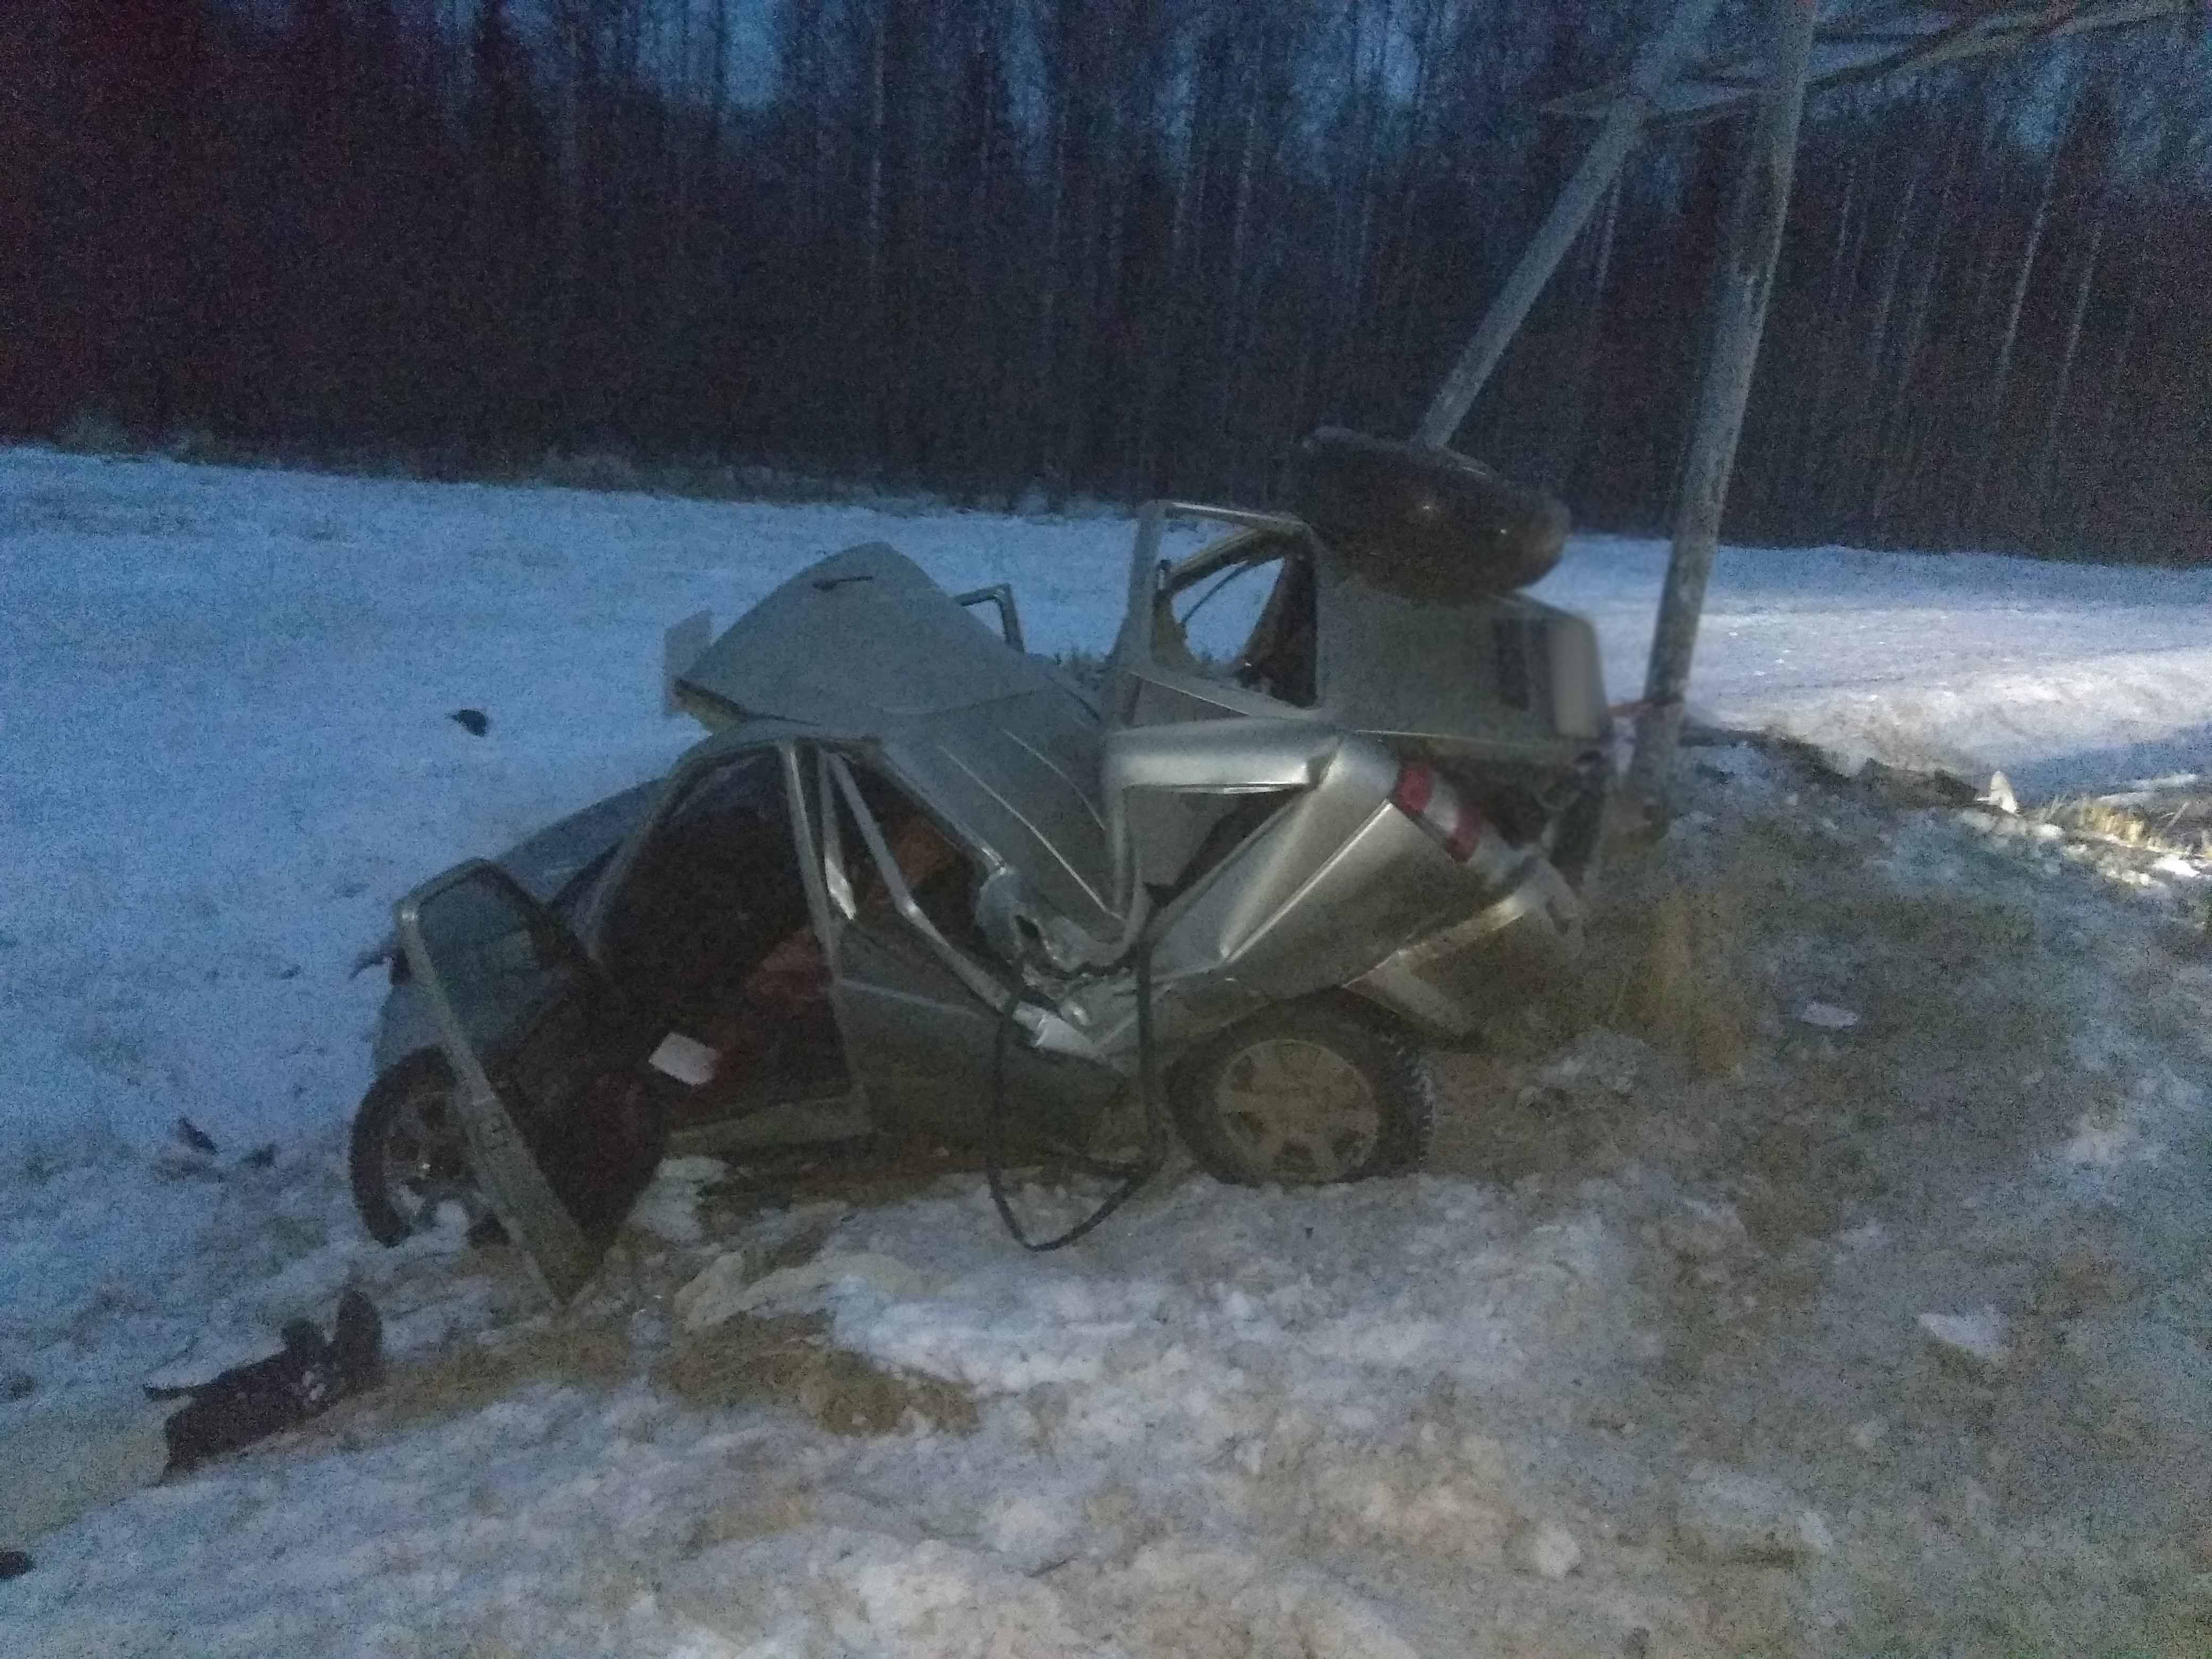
[395,861,666,1301]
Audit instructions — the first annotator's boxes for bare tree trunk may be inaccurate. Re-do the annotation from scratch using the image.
[864,1,887,325]
[1970,123,2063,529]
[1031,47,1068,492]
[1791,155,1857,514]
[2081,233,2147,533]
[1871,123,1965,531]
[1556,166,1621,497]
[1846,134,1926,524]
[2030,190,2107,526]
[1208,60,1260,483]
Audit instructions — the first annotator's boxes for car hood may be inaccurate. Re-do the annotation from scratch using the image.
[679,542,1076,728]
[681,541,1120,936]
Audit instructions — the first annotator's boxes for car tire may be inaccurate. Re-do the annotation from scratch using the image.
[1287,427,1570,600]
[1167,995,1437,1187]
[349,1049,501,1246]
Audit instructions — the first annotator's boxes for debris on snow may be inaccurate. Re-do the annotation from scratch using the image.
[1980,771,2020,815]
[148,1288,383,1476]
[1848,1417,1889,1453]
[1917,1309,2010,1374]
[669,1244,765,1332]
[1673,1465,1836,1565]
[1794,1001,1862,1032]
[627,1154,728,1245]
[675,1247,932,1334]
[1503,1517,1583,1579]
[1528,1028,1654,1097]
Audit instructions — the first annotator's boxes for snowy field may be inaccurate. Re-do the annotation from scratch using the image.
[3,446,2210,1654]
[5,445,2208,1157]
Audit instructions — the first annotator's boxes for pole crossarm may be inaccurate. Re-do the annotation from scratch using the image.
[1413,0,1725,449]
[1546,1,2196,131]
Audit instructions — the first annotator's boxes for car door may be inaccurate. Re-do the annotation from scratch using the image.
[1104,504,1325,732]
[807,749,1122,1152]
[395,861,666,1301]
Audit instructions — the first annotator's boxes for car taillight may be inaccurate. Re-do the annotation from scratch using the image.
[1390,762,1484,863]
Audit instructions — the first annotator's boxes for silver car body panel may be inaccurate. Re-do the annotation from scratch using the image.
[495,779,665,908]
[675,542,1120,942]
[1107,501,1607,765]
[1351,857,1586,1038]
[678,541,1081,726]
[377,509,1610,1295]
[394,860,664,1302]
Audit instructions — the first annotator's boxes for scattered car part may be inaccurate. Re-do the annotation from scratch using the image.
[145,1290,382,1477]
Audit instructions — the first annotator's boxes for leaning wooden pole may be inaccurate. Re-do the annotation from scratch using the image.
[1414,0,1723,449]
[1625,0,1819,812]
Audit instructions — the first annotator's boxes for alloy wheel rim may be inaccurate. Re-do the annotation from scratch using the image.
[381,1076,487,1233]
[1211,1036,1380,1183]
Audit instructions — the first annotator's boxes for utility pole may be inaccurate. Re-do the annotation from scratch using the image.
[1414,0,1722,449]
[1624,0,1819,812]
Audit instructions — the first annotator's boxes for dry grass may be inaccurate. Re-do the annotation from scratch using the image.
[1532,806,2064,1073]
[2035,793,2212,857]
[316,1295,976,1454]
[306,1315,635,1453]
[1514,825,1773,1079]
[653,1312,978,1437]
[1428,1051,1648,1187]
[1450,793,2087,1252]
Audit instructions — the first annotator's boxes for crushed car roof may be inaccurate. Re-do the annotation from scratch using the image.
[677,542,1119,934]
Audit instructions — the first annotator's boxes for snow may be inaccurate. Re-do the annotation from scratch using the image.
[1535,535,2212,794]
[4,447,2211,1654]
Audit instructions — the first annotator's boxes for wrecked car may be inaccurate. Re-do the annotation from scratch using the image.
[351,432,1612,1297]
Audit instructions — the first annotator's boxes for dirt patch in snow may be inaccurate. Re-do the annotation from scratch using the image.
[1419,746,2212,1654]
[655,1310,980,1436]
[10,747,2210,1658]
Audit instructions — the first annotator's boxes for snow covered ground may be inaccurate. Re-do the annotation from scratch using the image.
[4,446,2210,1654]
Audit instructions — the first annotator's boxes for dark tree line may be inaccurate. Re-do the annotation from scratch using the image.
[4,0,2207,562]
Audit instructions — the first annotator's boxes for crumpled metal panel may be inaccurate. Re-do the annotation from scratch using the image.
[678,542,1076,727]
[1350,858,1585,1039]
[678,541,1121,940]
[1314,562,1602,758]
[881,707,1118,941]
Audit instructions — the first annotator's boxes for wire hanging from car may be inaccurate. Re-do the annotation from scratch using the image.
[985,944,1167,1252]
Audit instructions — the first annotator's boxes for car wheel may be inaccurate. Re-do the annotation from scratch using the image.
[349,1049,501,1246]
[1167,995,1436,1186]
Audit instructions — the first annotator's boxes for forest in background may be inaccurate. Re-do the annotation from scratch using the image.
[4,0,2208,563]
